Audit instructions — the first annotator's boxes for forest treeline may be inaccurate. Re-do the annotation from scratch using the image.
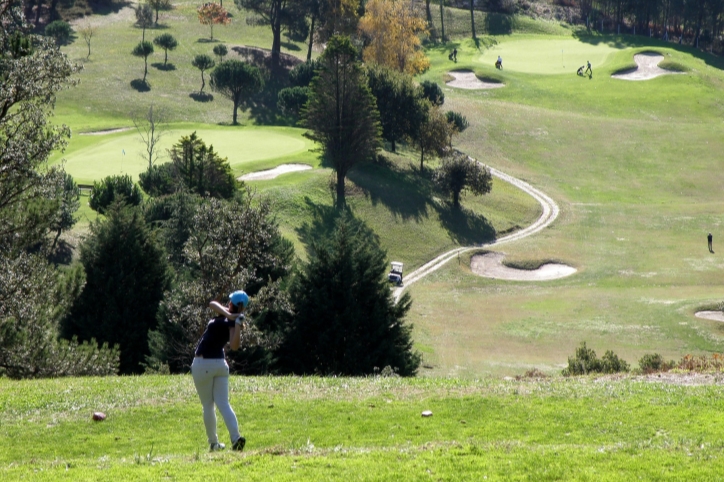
[23,0,724,55]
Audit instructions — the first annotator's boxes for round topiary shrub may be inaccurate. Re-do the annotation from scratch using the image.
[89,174,143,214]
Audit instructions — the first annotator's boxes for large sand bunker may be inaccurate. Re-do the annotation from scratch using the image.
[695,311,724,322]
[446,70,504,90]
[239,163,312,181]
[470,252,576,281]
[611,53,684,81]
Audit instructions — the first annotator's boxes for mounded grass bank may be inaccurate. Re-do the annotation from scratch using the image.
[2,375,724,480]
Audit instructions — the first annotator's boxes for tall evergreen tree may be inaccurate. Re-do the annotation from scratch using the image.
[278,214,420,376]
[63,203,171,374]
[302,35,381,209]
[366,65,428,152]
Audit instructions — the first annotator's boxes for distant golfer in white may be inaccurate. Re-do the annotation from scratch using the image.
[191,290,249,451]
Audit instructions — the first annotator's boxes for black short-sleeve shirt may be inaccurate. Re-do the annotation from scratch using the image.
[194,316,235,359]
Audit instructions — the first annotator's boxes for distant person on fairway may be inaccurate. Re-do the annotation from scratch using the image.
[577,65,585,76]
[191,290,249,452]
[585,61,592,76]
[495,55,503,69]
[708,233,713,253]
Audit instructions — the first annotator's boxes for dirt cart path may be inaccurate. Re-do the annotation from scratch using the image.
[392,164,559,301]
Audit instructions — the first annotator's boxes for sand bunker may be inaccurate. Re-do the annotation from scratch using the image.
[79,127,132,135]
[695,311,724,322]
[446,70,504,90]
[611,53,683,81]
[239,163,312,181]
[470,252,576,281]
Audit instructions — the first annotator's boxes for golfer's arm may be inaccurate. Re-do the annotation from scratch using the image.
[209,301,234,319]
[229,324,241,351]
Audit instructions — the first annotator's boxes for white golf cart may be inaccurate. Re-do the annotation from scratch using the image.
[388,261,403,286]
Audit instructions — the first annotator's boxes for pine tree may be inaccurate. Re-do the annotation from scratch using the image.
[63,203,170,374]
[302,36,381,209]
[278,214,420,376]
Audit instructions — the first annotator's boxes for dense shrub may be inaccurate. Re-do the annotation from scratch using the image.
[419,80,445,106]
[139,162,176,197]
[89,175,143,214]
[277,86,309,116]
[675,353,724,372]
[639,353,675,373]
[288,59,323,87]
[446,111,469,133]
[562,342,630,376]
[45,20,72,45]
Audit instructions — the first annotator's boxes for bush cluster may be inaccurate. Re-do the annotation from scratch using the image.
[89,175,143,214]
[562,342,629,376]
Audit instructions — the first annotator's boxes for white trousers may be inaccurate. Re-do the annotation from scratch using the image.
[191,358,241,445]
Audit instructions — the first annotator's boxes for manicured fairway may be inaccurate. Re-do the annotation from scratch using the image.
[478,37,622,74]
[53,125,317,184]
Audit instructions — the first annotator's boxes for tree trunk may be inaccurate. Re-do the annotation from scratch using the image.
[143,58,148,82]
[425,0,433,28]
[470,0,476,39]
[164,50,168,65]
[453,189,460,209]
[52,228,61,250]
[391,139,396,152]
[336,170,345,209]
[35,0,42,25]
[439,0,445,41]
[271,22,282,68]
[307,16,315,61]
[234,94,241,125]
[420,148,425,172]
[200,71,206,94]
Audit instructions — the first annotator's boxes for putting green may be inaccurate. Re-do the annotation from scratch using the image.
[58,126,316,184]
[479,38,622,74]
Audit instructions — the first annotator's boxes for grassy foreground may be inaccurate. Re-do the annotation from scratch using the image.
[2,375,724,480]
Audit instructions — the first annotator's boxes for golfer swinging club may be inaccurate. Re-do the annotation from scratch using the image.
[191,290,249,451]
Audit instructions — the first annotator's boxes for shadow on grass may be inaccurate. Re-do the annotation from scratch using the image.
[281,41,301,51]
[347,160,433,222]
[152,62,176,71]
[230,46,305,126]
[189,92,214,102]
[434,202,496,246]
[47,240,74,266]
[130,79,151,92]
[197,38,219,44]
[87,0,131,15]
[295,200,381,259]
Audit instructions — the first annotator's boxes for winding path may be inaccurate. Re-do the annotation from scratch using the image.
[393,163,559,301]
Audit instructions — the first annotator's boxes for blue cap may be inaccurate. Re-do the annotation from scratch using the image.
[229,290,249,308]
